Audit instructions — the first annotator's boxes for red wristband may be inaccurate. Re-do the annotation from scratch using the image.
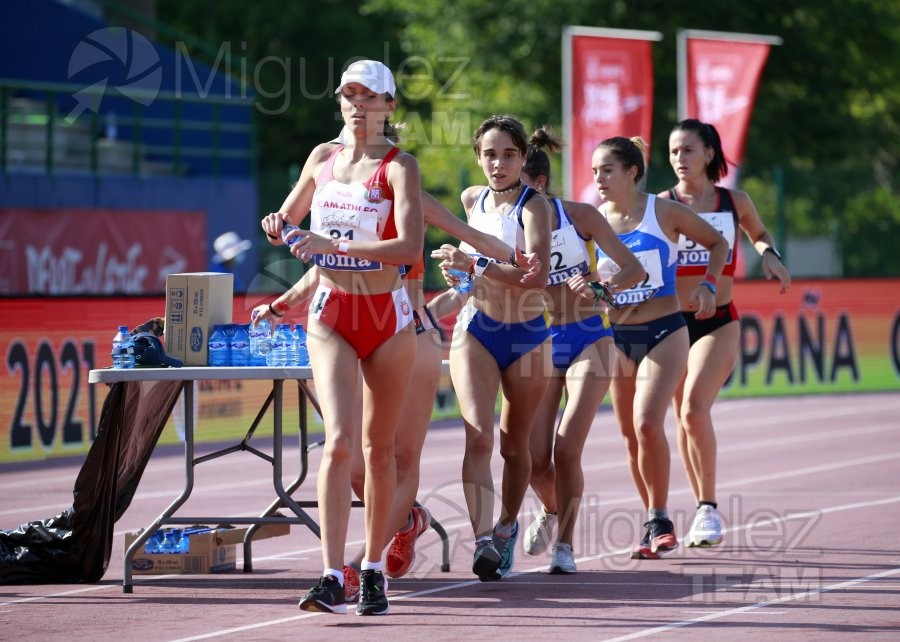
[272,300,290,314]
[703,273,719,287]
[467,258,476,276]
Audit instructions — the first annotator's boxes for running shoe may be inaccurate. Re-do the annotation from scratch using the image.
[647,517,678,555]
[343,564,360,603]
[385,506,431,578]
[494,520,520,578]
[356,569,389,616]
[523,508,557,556]
[298,575,347,614]
[686,505,725,547]
[472,538,502,581]
[548,542,577,574]
[631,527,661,560]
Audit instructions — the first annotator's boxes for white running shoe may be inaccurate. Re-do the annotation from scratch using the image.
[548,542,576,574]
[687,505,725,547]
[523,508,557,556]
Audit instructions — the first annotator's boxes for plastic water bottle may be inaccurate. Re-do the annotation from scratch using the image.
[159,528,184,553]
[230,324,251,367]
[208,324,231,367]
[449,267,473,294]
[281,224,301,246]
[267,323,292,366]
[111,325,135,369]
[249,316,271,366]
[293,324,309,367]
[178,526,214,553]
[144,529,165,554]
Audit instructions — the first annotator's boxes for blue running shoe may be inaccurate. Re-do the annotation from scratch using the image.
[472,538,501,581]
[494,520,520,578]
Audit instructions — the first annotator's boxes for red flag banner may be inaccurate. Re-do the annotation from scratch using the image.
[563,27,661,204]
[679,30,782,189]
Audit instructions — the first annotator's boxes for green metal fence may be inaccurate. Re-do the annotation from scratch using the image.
[0,77,257,178]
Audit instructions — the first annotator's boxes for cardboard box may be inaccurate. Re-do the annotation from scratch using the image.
[164,272,233,366]
[125,523,290,575]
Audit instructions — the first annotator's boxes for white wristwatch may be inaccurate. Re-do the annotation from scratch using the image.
[473,256,491,277]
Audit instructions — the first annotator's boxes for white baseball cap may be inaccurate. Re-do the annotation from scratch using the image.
[212,231,252,263]
[335,60,396,97]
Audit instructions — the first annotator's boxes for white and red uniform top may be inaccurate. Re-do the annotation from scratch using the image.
[666,186,739,278]
[311,145,399,271]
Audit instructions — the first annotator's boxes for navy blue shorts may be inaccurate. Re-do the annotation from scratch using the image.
[612,312,687,366]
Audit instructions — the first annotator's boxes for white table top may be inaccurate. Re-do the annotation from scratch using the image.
[89,366,315,384]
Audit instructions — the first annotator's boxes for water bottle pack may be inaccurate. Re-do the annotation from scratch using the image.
[111,325,135,369]
[144,526,214,554]
[245,313,309,367]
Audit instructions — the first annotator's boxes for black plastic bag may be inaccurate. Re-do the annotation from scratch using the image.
[0,377,183,584]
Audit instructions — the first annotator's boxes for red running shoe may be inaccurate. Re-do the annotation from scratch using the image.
[385,506,430,578]
[648,517,678,555]
[343,564,360,603]
[631,527,661,560]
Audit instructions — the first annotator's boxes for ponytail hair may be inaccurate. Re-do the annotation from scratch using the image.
[595,136,647,183]
[671,119,728,182]
[523,127,565,195]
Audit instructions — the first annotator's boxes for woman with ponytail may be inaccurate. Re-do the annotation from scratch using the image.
[660,119,791,549]
[519,128,643,573]
[590,136,728,559]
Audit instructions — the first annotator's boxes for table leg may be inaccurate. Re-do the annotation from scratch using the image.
[123,379,196,593]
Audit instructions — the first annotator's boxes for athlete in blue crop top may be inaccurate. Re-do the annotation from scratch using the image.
[518,130,644,575]
[590,136,728,561]
[432,115,552,582]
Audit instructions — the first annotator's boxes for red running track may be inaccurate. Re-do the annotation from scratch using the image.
[2,392,899,640]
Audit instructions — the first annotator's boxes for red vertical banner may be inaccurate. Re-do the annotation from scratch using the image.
[563,27,661,204]
[679,30,781,189]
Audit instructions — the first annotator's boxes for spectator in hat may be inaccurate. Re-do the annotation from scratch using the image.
[210,231,252,291]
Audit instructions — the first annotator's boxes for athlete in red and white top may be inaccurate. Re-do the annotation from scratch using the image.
[660,119,791,549]
[261,59,422,617]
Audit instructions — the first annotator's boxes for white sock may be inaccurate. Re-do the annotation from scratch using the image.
[361,560,383,572]
[324,568,344,586]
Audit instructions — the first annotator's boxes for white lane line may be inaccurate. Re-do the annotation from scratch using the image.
[0,583,112,606]
[604,565,900,641]
[164,493,900,642]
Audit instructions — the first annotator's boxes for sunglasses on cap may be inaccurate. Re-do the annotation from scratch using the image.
[132,333,183,368]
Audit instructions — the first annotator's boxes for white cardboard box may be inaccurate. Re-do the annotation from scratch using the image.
[164,272,233,366]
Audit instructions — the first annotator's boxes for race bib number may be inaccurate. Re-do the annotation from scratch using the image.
[598,249,663,306]
[677,212,735,267]
[547,224,590,286]
[312,193,384,271]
